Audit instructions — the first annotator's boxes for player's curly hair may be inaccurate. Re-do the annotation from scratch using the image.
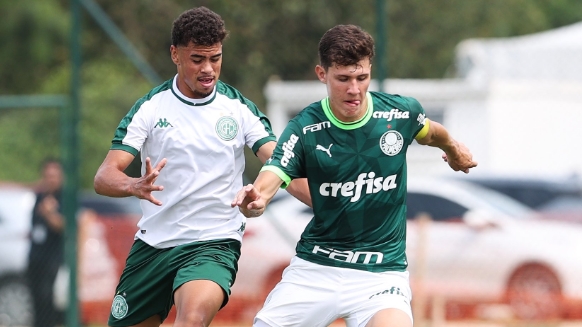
[318,24,375,70]
[171,6,229,47]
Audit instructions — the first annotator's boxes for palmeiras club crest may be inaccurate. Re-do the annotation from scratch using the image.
[379,130,404,156]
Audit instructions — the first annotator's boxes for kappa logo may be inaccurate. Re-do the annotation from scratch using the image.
[154,118,173,128]
[316,144,333,157]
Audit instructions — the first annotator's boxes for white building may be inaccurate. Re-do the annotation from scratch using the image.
[265,21,582,178]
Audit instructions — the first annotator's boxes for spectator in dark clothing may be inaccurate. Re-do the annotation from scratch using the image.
[27,159,65,327]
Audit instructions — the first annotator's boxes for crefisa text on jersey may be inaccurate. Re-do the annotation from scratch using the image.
[373,109,409,121]
[319,172,398,202]
[281,134,299,167]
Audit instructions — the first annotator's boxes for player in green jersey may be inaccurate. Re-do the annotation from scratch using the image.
[232,24,477,327]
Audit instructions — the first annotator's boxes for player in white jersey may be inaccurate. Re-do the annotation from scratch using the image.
[93,7,309,327]
[232,25,477,327]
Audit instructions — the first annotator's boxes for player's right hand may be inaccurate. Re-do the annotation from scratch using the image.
[131,157,167,206]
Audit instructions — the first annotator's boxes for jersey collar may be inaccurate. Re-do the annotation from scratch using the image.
[171,75,217,106]
[321,92,373,130]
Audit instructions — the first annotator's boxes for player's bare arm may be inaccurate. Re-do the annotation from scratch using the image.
[94,149,167,205]
[231,170,283,218]
[415,119,478,173]
[255,141,312,207]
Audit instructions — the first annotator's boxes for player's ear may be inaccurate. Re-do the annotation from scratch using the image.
[315,65,327,84]
[170,45,179,65]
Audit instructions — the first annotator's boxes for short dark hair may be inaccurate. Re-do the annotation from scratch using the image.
[318,24,375,70]
[171,6,229,47]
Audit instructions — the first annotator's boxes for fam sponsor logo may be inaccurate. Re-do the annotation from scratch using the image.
[303,120,331,134]
[319,172,397,202]
[303,121,331,134]
[312,245,384,264]
[281,134,299,167]
[373,109,409,121]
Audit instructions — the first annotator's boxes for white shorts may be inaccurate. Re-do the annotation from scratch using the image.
[254,256,412,327]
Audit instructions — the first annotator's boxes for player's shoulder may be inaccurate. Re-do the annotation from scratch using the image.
[129,78,174,115]
[215,80,260,111]
[216,80,241,97]
[216,81,251,102]
[291,100,326,124]
[370,91,423,112]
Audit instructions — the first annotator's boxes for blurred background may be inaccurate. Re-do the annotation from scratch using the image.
[1,0,582,326]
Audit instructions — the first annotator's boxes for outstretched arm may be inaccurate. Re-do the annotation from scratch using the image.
[231,170,283,218]
[255,141,312,207]
[415,119,478,173]
[94,149,167,205]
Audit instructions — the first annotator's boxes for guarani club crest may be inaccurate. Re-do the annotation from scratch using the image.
[215,116,238,141]
[379,130,404,156]
[111,294,129,319]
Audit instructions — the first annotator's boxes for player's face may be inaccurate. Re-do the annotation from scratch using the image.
[315,58,371,122]
[171,42,222,99]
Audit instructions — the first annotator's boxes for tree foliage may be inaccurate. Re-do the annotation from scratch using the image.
[1,0,582,186]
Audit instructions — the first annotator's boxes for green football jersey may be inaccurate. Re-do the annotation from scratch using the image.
[262,92,428,272]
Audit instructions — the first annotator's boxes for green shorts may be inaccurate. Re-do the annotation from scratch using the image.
[108,238,241,327]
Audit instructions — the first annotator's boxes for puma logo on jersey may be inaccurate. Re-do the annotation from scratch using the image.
[319,172,398,202]
[316,144,333,157]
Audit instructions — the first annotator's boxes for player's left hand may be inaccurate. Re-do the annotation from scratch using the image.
[442,142,478,173]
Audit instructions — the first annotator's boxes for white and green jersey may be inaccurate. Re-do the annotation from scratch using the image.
[111,75,276,248]
[263,92,427,272]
